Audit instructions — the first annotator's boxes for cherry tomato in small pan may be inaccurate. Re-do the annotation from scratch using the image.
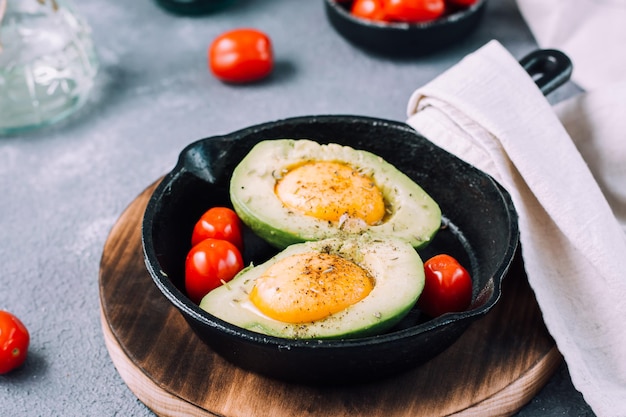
[446,0,478,7]
[384,0,446,23]
[209,28,273,83]
[0,310,30,374]
[191,207,244,251]
[418,254,472,317]
[351,0,387,22]
[185,238,244,304]
[346,0,477,23]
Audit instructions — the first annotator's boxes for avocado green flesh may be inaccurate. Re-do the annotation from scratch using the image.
[229,139,441,250]
[199,236,425,340]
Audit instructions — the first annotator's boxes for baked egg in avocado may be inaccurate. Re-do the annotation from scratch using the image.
[199,236,424,339]
[229,139,441,250]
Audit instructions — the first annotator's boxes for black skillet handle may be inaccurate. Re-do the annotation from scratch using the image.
[519,49,573,96]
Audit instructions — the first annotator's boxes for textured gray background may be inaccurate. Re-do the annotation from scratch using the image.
[0,0,595,415]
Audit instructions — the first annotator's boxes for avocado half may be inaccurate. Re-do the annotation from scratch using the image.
[229,139,441,249]
[199,236,425,339]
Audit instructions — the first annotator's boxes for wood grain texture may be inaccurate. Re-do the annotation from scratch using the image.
[99,181,562,417]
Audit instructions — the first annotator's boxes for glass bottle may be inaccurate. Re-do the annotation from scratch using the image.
[0,0,99,135]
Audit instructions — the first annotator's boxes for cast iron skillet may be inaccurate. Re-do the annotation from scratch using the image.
[324,0,488,56]
[142,50,572,384]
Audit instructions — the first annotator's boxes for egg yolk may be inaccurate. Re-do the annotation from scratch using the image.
[274,161,386,225]
[249,252,374,323]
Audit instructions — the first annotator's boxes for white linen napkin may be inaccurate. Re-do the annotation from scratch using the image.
[406,40,626,417]
[515,0,626,90]
[554,79,626,235]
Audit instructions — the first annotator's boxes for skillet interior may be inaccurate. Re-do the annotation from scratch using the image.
[142,115,519,384]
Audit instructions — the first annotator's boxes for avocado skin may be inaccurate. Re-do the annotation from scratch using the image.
[229,139,442,250]
[199,236,425,340]
[231,188,305,249]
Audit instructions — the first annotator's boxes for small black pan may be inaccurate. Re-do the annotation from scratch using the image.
[324,0,488,56]
[142,49,572,384]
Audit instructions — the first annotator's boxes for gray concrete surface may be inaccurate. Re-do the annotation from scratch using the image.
[0,0,594,415]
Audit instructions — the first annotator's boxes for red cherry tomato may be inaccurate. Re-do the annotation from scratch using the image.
[209,28,273,83]
[384,0,446,23]
[185,238,244,304]
[418,254,472,317]
[191,207,243,251]
[0,311,30,374]
[446,0,478,7]
[351,0,388,22]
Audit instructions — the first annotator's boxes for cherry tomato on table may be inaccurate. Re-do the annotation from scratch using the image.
[209,28,273,83]
[191,207,243,251]
[418,254,472,317]
[0,310,30,374]
[185,238,244,304]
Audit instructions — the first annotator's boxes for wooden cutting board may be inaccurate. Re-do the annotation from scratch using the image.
[99,181,562,417]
